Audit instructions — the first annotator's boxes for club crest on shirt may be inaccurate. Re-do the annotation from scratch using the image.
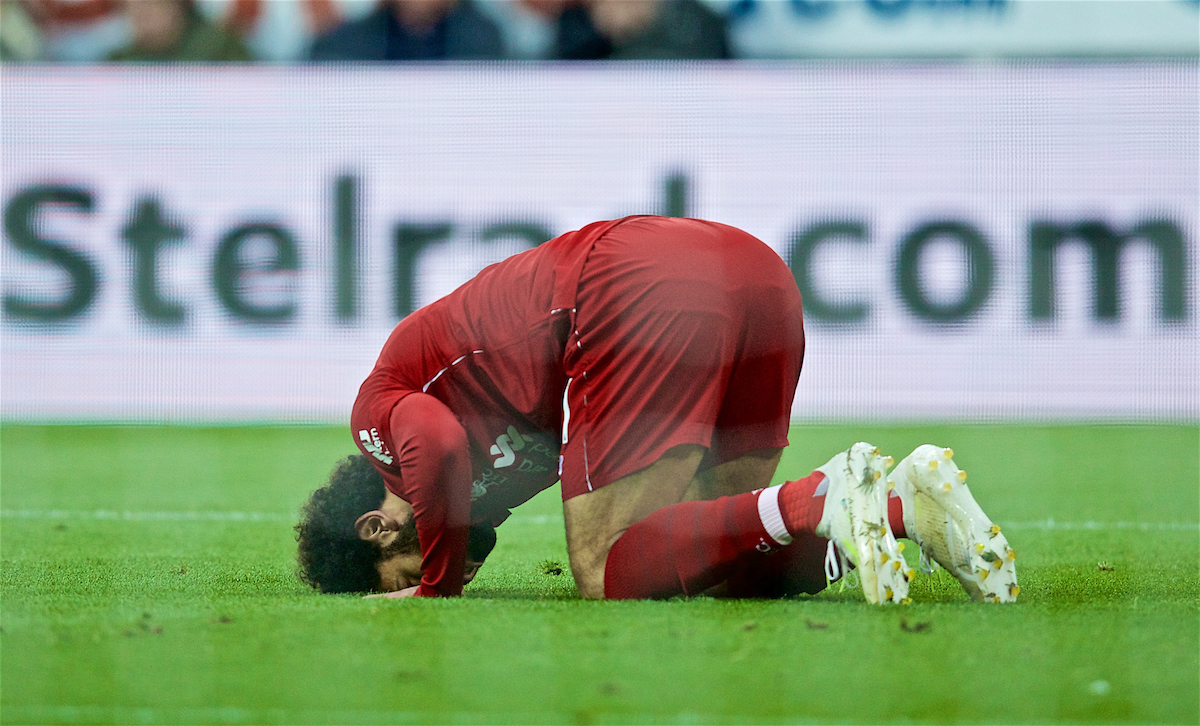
[358,428,393,465]
[471,468,508,500]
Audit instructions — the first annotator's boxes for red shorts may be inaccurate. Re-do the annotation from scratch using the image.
[559,217,805,500]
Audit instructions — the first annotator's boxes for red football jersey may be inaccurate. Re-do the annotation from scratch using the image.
[350,216,804,598]
[350,219,626,596]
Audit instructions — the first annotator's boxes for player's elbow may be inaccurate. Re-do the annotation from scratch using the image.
[417,412,469,470]
[391,394,470,472]
[426,426,470,473]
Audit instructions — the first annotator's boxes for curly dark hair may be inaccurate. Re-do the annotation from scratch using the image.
[296,455,391,593]
[295,454,497,594]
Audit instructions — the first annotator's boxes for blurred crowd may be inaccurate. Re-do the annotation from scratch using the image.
[0,0,737,61]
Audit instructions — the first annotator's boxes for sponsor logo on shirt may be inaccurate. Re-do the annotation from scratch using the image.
[358,427,393,465]
[490,425,535,469]
[474,425,558,500]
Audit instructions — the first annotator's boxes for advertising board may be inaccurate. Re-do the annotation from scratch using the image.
[2,64,1195,422]
[712,0,1200,59]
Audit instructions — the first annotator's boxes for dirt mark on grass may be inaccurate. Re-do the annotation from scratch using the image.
[900,618,931,633]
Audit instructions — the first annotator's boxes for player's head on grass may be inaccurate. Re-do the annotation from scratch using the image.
[295,455,400,593]
[295,455,496,593]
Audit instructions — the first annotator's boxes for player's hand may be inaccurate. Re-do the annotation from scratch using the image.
[364,585,420,599]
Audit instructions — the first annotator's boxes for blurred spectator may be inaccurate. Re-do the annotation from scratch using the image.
[197,0,375,62]
[309,0,503,61]
[24,0,131,61]
[554,0,729,59]
[474,0,561,60]
[107,0,251,61]
[1,1,45,60]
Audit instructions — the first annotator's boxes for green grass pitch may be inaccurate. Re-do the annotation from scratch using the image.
[2,424,1197,725]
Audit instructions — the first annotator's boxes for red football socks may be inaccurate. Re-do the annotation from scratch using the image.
[602,469,915,599]
[888,492,908,539]
[603,492,777,599]
[603,471,831,600]
[776,468,910,540]
[776,470,828,537]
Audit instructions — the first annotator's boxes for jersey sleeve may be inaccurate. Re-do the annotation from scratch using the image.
[383,393,473,598]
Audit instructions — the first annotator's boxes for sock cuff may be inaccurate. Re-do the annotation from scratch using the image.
[756,484,794,546]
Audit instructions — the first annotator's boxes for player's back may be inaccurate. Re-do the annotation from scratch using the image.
[375,238,558,380]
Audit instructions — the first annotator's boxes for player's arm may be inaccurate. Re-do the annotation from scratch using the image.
[387,393,473,597]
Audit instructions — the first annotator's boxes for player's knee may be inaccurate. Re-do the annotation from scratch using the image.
[564,523,613,599]
[574,566,606,599]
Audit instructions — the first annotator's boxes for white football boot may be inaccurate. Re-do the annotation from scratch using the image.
[815,442,912,604]
[889,444,1019,603]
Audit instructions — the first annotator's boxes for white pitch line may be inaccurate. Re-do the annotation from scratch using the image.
[1004,519,1199,532]
[1,510,1197,532]
[507,514,564,525]
[0,509,292,522]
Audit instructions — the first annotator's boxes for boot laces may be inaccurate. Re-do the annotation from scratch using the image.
[824,540,857,591]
